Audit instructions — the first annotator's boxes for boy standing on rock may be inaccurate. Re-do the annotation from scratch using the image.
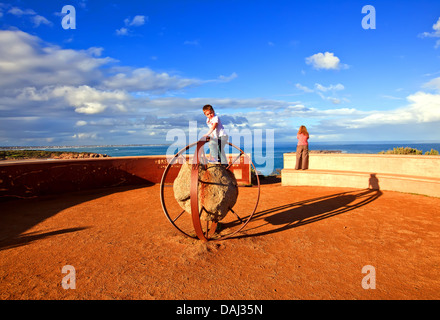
[202,104,228,165]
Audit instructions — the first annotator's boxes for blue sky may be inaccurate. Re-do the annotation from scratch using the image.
[1,0,440,146]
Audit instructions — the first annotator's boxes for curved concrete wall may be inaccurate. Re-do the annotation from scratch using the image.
[0,155,251,201]
[282,153,440,197]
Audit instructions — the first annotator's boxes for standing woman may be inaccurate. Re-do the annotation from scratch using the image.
[295,125,309,170]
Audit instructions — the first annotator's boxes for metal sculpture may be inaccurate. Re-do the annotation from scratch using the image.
[160,137,260,241]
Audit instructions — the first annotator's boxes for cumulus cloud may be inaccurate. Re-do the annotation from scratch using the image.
[4,4,52,27]
[72,132,99,140]
[32,15,52,27]
[290,76,440,140]
[336,91,440,129]
[423,76,440,91]
[295,82,347,104]
[8,6,36,16]
[305,52,348,70]
[116,15,148,36]
[0,29,243,145]
[125,15,147,27]
[102,67,201,93]
[0,30,222,94]
[315,83,344,92]
[203,72,238,84]
[0,30,112,89]
[18,85,131,114]
[76,120,88,126]
[2,27,439,145]
[115,28,129,36]
[295,83,313,93]
[419,17,440,48]
[407,91,440,123]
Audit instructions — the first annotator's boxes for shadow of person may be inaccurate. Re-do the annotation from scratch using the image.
[369,173,380,190]
[229,188,382,240]
[264,193,356,226]
[0,227,89,251]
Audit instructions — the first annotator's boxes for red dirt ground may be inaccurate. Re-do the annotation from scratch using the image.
[1,182,439,300]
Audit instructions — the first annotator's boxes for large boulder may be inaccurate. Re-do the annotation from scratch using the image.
[173,163,238,221]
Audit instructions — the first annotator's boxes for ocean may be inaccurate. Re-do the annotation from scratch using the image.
[4,141,440,176]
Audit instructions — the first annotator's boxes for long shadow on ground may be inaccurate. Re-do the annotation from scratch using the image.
[0,184,153,251]
[228,188,382,239]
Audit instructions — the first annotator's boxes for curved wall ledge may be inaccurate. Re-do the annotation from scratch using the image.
[0,155,250,201]
[282,153,440,198]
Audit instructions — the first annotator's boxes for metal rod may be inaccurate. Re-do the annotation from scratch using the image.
[226,152,244,170]
[172,210,186,223]
[178,153,187,163]
[229,207,244,224]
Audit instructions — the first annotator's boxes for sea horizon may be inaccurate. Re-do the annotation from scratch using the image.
[2,139,440,149]
[2,140,439,176]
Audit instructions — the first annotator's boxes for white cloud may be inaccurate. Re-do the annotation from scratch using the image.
[0,30,212,95]
[102,67,201,93]
[0,30,113,89]
[5,4,52,28]
[407,91,440,123]
[339,91,440,128]
[0,29,247,145]
[295,83,313,93]
[3,28,439,146]
[296,82,344,93]
[419,17,440,48]
[76,120,88,126]
[72,133,99,140]
[184,39,200,46]
[204,72,238,84]
[32,15,53,27]
[116,15,148,36]
[315,83,344,92]
[115,27,129,36]
[8,7,36,16]
[423,76,440,91]
[19,85,131,114]
[295,82,347,104]
[125,15,147,27]
[305,52,348,70]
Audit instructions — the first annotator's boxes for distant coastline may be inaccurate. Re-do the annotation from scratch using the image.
[2,141,439,176]
[0,150,109,161]
[0,144,169,150]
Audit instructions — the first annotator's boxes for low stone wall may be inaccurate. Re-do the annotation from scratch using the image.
[0,155,251,201]
[282,153,440,197]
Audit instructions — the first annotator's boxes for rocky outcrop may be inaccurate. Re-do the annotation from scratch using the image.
[0,150,109,161]
[50,152,109,159]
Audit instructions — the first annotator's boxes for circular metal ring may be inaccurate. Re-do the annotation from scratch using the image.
[160,139,260,241]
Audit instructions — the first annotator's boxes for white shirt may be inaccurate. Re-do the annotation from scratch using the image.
[206,115,227,138]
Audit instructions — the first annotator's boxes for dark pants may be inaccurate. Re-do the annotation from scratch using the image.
[295,145,309,169]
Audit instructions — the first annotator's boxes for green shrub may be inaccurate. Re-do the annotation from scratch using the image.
[425,148,439,155]
[378,147,422,155]
[378,147,439,155]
